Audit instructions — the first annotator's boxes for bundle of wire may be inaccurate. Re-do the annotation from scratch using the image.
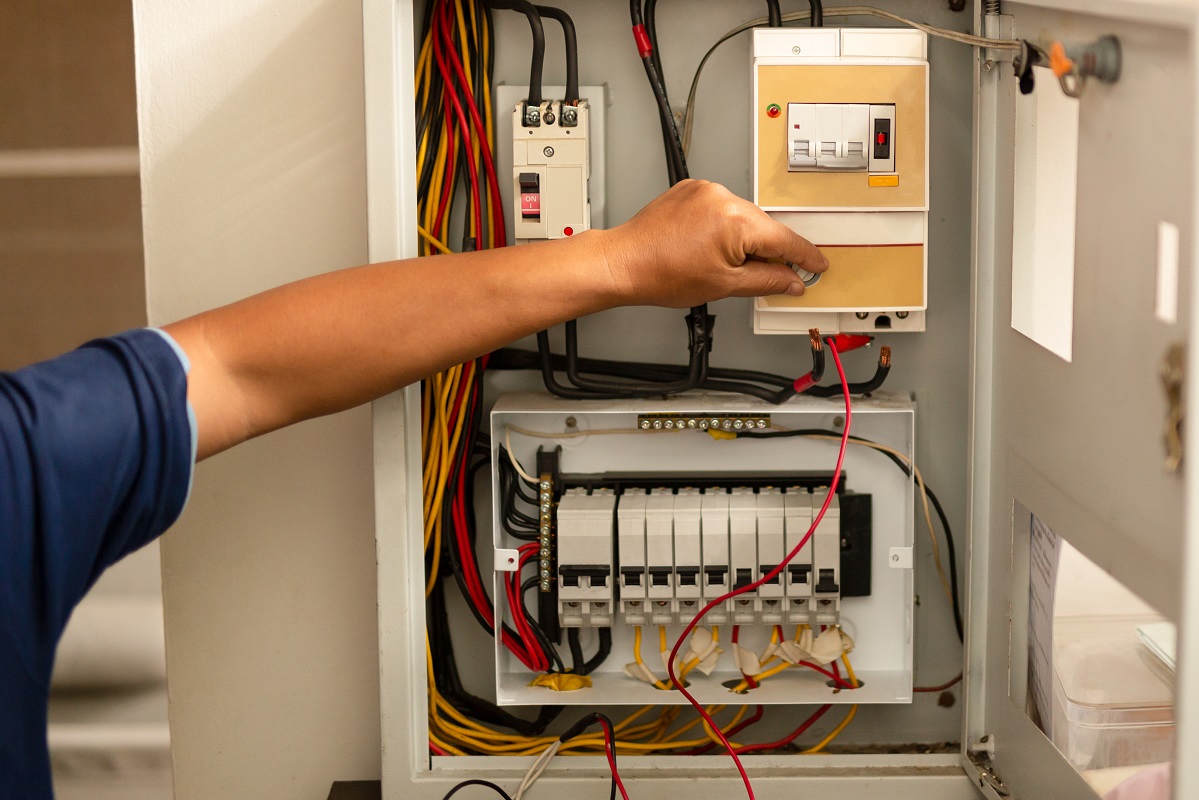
[417,0,567,740]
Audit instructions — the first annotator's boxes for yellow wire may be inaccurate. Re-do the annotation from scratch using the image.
[801,705,857,754]
[633,626,670,691]
[418,225,453,255]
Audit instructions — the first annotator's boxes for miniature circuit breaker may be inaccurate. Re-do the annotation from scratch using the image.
[556,487,616,627]
[511,100,591,243]
[752,28,930,334]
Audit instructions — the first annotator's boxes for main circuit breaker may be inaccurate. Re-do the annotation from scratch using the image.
[511,99,591,242]
[752,28,930,334]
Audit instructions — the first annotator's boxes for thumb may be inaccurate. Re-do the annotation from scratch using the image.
[729,261,806,298]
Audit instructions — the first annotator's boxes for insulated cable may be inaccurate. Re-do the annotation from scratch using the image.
[666,337,853,800]
[484,0,545,106]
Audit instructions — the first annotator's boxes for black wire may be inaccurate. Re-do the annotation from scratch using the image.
[533,5,579,103]
[522,578,567,673]
[565,627,612,675]
[630,0,688,182]
[558,713,619,800]
[808,0,824,26]
[485,0,545,106]
[642,0,679,184]
[734,428,964,641]
[765,0,782,26]
[442,780,514,800]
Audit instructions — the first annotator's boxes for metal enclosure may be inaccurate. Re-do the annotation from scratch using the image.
[366,0,1199,798]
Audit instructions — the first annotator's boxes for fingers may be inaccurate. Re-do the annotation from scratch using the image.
[738,203,829,275]
[727,261,806,298]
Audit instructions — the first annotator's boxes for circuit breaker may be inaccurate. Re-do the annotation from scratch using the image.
[752,28,930,334]
[511,99,591,243]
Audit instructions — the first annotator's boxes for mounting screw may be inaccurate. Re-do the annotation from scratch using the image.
[543,146,555,158]
[833,416,845,428]
[792,45,802,54]
[640,420,651,429]
[565,416,577,428]
[896,311,909,319]
[544,111,556,125]
[855,311,870,320]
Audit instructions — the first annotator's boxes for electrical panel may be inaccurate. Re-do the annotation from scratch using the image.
[752,28,930,334]
[491,393,916,708]
[511,99,591,243]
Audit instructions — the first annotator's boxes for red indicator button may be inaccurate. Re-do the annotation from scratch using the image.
[876,132,887,145]
[766,103,781,118]
[563,226,574,236]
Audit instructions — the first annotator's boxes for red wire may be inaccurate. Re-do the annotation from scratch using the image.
[733,704,832,755]
[665,339,854,800]
[600,718,631,800]
[799,661,857,690]
[680,705,765,756]
[437,1,506,247]
[430,7,483,242]
[730,626,757,689]
[430,743,449,756]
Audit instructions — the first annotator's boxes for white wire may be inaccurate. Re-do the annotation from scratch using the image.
[504,425,539,483]
[682,6,1019,155]
[515,740,561,800]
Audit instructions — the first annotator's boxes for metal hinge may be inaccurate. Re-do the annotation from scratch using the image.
[968,735,1011,797]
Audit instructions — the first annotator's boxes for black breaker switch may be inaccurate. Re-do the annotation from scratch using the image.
[873,118,892,160]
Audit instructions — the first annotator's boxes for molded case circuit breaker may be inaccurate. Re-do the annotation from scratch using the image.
[512,100,591,243]
[752,28,930,334]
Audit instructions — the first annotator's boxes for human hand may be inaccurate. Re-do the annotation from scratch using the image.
[597,179,828,308]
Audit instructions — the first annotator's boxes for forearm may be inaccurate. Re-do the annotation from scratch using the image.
[166,230,620,458]
[167,180,827,460]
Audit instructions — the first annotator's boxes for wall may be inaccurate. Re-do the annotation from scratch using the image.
[132,1,381,797]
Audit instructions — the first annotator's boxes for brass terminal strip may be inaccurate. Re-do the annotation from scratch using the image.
[537,471,555,592]
[635,414,770,432]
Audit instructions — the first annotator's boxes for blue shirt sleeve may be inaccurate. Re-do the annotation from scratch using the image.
[0,328,193,797]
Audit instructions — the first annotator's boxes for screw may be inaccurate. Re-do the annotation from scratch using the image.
[543,146,555,157]
[565,416,577,428]
[568,602,579,608]
[640,420,651,430]
[630,601,641,607]
[544,111,556,125]
[938,691,956,708]
[595,602,606,608]
[982,59,995,72]
[539,480,550,490]
[653,420,663,430]
[819,599,831,606]
[756,419,767,429]
[540,569,550,579]
[855,311,870,320]
[792,45,802,54]
[526,108,540,124]
[687,419,697,428]
[897,311,909,319]
[664,420,675,429]
[833,416,845,428]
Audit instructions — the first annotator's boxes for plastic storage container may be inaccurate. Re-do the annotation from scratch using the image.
[1051,618,1174,772]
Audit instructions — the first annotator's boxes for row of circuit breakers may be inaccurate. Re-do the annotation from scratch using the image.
[552,485,873,629]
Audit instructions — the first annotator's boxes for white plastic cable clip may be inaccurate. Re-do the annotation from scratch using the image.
[494,549,520,572]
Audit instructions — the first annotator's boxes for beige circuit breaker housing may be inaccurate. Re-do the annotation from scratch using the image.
[752,28,930,334]
[511,99,591,243]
